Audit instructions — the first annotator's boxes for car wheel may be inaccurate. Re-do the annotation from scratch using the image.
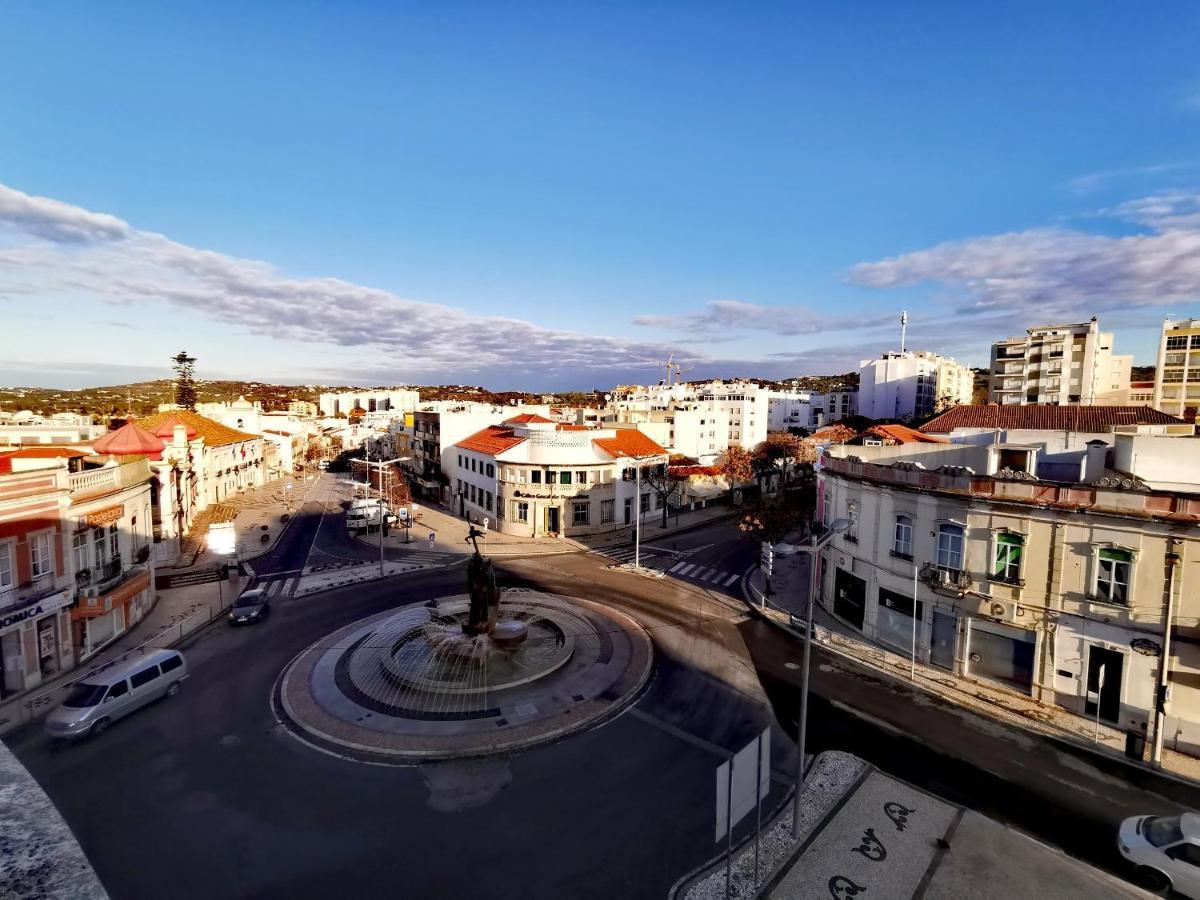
[166,681,181,698]
[90,717,111,738]
[1133,866,1170,893]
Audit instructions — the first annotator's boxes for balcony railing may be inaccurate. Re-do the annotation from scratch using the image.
[75,559,125,591]
[68,458,152,497]
[0,573,64,612]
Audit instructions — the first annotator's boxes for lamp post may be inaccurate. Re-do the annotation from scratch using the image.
[362,448,411,578]
[631,453,658,571]
[793,516,850,837]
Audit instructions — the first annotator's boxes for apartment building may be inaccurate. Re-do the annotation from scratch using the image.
[989,318,1132,406]
[453,418,668,537]
[1152,317,1200,421]
[858,350,973,421]
[815,425,1199,757]
[317,388,420,418]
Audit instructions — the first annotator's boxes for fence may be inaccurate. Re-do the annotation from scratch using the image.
[0,582,237,737]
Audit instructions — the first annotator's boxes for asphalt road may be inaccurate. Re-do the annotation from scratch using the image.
[5,501,1188,898]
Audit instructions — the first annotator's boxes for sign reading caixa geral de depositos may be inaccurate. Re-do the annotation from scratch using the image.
[0,590,71,636]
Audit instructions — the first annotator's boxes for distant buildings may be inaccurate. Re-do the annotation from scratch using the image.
[318,389,419,418]
[1152,317,1200,421]
[816,406,1197,758]
[857,350,972,421]
[988,318,1132,406]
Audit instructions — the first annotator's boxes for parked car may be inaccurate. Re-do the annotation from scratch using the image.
[1118,813,1200,896]
[44,650,188,740]
[229,588,270,625]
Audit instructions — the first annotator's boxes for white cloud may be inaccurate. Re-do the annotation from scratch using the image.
[849,191,1200,316]
[1065,161,1200,193]
[632,299,895,336]
[0,184,131,243]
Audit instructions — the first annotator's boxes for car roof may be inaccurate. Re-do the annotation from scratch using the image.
[1182,813,1200,840]
[78,649,182,686]
[239,587,266,597]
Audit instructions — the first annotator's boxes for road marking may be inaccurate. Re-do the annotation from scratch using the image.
[669,561,688,573]
[700,568,718,582]
[676,563,697,576]
[722,573,740,587]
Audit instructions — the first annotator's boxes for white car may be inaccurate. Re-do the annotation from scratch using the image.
[1118,813,1200,896]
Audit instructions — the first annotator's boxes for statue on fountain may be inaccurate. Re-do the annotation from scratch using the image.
[463,523,499,637]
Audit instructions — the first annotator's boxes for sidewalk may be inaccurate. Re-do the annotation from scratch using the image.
[743,544,1200,784]
[345,493,737,558]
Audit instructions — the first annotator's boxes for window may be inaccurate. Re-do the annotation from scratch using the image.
[936,524,964,571]
[92,526,107,567]
[546,471,555,484]
[73,532,89,575]
[130,666,160,689]
[531,470,541,484]
[1192,335,1200,349]
[496,494,504,519]
[572,502,589,526]
[992,533,1023,584]
[471,458,477,472]
[845,501,858,542]
[0,542,12,589]
[514,501,529,523]
[30,532,52,578]
[1096,547,1131,604]
[893,515,912,558]
[109,522,119,559]
[469,484,477,503]
[1166,335,1188,350]
[106,680,130,700]
[640,493,650,513]
[601,499,615,523]
[560,471,572,485]
[485,492,493,512]
[160,655,183,674]
[1166,843,1200,867]
[576,471,587,484]
[486,463,495,478]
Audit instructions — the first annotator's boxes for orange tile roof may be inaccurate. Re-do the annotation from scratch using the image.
[135,410,260,447]
[592,429,667,459]
[504,413,554,425]
[556,424,590,431]
[455,425,528,456]
[0,447,89,459]
[920,405,1183,434]
[861,424,948,445]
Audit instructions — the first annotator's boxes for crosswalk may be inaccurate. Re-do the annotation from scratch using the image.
[253,573,301,598]
[592,545,658,566]
[665,560,743,588]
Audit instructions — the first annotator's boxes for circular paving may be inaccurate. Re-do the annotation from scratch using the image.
[276,589,654,763]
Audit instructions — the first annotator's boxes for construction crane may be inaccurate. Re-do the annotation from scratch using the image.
[673,364,693,385]
[655,354,677,386]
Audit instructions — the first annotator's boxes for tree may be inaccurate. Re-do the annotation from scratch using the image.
[737,491,805,545]
[755,432,804,485]
[171,351,197,410]
[643,463,687,528]
[717,446,754,484]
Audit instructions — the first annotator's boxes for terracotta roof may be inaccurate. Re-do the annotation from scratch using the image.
[0,446,89,459]
[592,429,667,459]
[920,405,1184,434]
[555,424,591,431]
[504,413,554,425]
[859,424,948,445]
[93,422,166,457]
[455,425,528,456]
[135,410,260,447]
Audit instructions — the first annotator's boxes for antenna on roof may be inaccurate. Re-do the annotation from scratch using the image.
[900,310,908,353]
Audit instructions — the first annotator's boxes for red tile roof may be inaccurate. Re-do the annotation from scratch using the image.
[859,424,948,445]
[555,424,590,431]
[455,425,528,456]
[0,447,89,459]
[592,429,667,459]
[504,413,554,425]
[136,410,259,447]
[93,422,165,457]
[920,405,1184,434]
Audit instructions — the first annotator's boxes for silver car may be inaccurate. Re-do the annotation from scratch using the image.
[44,649,188,740]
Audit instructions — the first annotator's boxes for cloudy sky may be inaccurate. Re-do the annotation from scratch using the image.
[2,3,1199,390]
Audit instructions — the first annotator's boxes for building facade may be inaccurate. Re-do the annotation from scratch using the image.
[816,431,1200,757]
[454,418,669,538]
[858,350,972,421]
[989,318,1133,406]
[1152,317,1200,421]
[318,389,420,418]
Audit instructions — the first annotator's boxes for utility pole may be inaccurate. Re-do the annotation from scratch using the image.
[1152,544,1181,766]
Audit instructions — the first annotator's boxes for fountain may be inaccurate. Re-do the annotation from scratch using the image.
[276,523,654,762]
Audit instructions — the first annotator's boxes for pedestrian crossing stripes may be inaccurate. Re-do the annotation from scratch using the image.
[667,560,742,588]
[592,545,657,565]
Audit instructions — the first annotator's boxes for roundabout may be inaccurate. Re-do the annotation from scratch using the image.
[276,588,654,762]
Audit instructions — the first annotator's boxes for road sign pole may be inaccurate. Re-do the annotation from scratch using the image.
[725,754,733,900]
[754,731,762,890]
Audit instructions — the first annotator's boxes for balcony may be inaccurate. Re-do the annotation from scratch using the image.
[72,564,151,619]
[68,458,152,499]
[919,561,971,591]
[0,573,65,613]
[76,558,127,592]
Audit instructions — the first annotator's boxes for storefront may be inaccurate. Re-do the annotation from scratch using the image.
[72,567,152,660]
[833,567,867,630]
[0,588,73,700]
[876,587,924,655]
[965,619,1036,694]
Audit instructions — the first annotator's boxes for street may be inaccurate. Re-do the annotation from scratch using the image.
[4,495,1190,898]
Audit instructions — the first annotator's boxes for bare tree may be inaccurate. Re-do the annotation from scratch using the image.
[643,463,687,528]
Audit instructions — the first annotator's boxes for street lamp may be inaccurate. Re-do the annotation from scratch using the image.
[793,516,851,837]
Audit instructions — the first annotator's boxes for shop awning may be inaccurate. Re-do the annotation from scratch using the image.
[686,482,725,500]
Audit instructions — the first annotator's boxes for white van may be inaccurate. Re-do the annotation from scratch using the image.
[44,649,188,740]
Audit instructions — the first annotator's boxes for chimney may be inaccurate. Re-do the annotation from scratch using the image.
[1083,439,1108,483]
[174,425,188,448]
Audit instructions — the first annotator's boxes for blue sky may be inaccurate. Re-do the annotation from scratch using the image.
[2,2,1199,389]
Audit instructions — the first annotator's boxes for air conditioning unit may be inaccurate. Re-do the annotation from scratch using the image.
[987,600,1018,623]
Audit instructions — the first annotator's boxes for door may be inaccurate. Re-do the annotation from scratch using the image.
[546,507,560,534]
[832,568,866,630]
[931,613,956,671]
[967,621,1035,694]
[103,679,133,720]
[623,498,632,525]
[1084,645,1124,724]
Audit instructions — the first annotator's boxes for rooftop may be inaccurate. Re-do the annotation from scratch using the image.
[920,404,1183,434]
[135,409,259,447]
[456,425,528,456]
[592,429,667,459]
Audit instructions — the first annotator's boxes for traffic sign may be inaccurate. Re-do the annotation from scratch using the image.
[428,533,436,547]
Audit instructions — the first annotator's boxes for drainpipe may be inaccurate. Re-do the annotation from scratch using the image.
[1035,521,1061,704]
[1150,540,1181,767]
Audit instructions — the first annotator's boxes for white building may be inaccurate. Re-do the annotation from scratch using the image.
[816,422,1200,758]
[989,318,1133,406]
[857,350,972,421]
[453,417,669,537]
[318,389,420,418]
[0,422,106,446]
[1152,317,1200,420]
[767,389,860,432]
